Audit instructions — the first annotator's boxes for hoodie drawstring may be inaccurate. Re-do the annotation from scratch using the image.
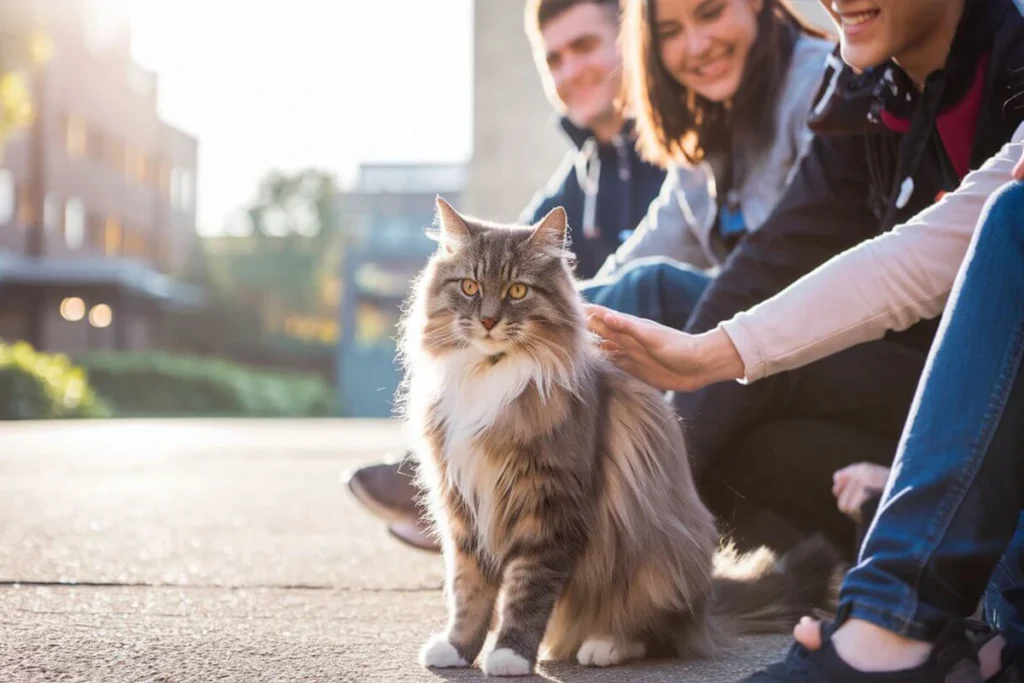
[575,138,601,240]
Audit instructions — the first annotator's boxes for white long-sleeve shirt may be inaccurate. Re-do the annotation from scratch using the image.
[720,123,1024,382]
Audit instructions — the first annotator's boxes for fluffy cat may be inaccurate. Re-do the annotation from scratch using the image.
[397,197,836,677]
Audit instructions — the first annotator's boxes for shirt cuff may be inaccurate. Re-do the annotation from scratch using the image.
[718,317,768,384]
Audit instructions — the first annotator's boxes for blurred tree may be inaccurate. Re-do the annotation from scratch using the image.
[0,7,48,149]
[211,168,341,312]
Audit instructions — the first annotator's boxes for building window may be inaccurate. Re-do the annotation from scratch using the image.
[85,3,121,50]
[66,114,87,158]
[17,185,35,228]
[88,213,105,250]
[86,126,106,163]
[156,160,171,196]
[0,169,14,223]
[170,167,181,207]
[105,136,125,173]
[104,216,122,256]
[124,146,148,184]
[44,193,60,233]
[65,198,85,249]
[179,170,194,211]
[122,227,147,259]
[171,167,195,211]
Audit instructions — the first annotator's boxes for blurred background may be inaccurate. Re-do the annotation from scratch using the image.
[0,0,829,422]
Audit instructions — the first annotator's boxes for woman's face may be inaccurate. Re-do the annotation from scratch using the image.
[654,0,763,103]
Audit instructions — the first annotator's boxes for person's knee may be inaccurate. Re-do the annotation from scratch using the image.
[611,259,679,300]
[983,181,1024,245]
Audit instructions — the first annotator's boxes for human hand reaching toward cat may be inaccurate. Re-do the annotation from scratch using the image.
[584,305,745,392]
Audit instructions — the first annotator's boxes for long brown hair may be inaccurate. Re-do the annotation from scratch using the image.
[623,0,830,167]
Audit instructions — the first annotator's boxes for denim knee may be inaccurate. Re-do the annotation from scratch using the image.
[984,181,1024,247]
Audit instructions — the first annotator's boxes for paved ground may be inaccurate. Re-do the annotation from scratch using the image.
[0,419,790,682]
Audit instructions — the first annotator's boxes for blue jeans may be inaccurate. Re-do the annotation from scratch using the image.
[839,181,1024,642]
[578,257,712,329]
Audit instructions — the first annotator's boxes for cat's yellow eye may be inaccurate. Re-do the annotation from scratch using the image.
[461,279,479,296]
[507,283,528,300]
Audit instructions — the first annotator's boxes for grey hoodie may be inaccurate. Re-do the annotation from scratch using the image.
[596,35,834,277]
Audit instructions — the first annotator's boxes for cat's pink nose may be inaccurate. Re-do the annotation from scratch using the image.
[481,318,497,331]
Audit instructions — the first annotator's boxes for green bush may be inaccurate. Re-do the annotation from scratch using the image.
[78,351,336,418]
[0,340,112,419]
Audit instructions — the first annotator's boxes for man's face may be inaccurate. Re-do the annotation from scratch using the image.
[535,3,622,130]
[818,0,956,73]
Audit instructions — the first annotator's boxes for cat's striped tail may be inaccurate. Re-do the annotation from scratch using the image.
[709,535,843,637]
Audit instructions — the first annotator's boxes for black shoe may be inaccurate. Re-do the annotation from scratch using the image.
[738,618,982,683]
[345,453,421,523]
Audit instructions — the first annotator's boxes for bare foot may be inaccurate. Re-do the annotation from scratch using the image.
[979,634,1006,680]
[792,616,932,672]
[793,616,823,649]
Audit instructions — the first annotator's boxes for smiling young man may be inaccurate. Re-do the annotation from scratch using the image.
[520,0,666,279]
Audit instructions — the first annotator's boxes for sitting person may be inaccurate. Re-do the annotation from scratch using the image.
[582,0,831,331]
[591,123,1024,681]
[518,0,666,281]
[348,0,834,552]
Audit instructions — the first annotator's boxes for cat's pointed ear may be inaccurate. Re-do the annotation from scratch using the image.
[528,206,569,253]
[432,196,471,253]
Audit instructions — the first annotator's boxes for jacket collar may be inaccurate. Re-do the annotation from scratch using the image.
[558,116,636,150]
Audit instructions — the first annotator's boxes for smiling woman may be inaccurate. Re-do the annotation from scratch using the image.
[624,0,830,165]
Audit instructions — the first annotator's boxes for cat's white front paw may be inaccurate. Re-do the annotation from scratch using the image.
[576,636,645,667]
[420,633,469,668]
[482,647,532,676]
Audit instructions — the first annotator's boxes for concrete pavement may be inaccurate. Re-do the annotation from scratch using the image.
[0,420,791,682]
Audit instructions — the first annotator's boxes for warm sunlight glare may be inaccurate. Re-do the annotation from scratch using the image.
[116,0,472,234]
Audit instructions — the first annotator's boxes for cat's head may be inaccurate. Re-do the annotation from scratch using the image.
[403,197,585,365]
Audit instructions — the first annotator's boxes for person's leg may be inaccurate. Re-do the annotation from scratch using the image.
[741,181,1024,681]
[674,338,926,481]
[578,256,711,330]
[707,419,896,560]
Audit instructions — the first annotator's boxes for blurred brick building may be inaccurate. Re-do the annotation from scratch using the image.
[0,0,200,355]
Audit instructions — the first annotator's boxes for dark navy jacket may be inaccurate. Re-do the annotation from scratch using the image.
[520,118,666,279]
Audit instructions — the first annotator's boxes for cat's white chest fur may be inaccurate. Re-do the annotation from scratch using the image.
[421,348,548,550]
[436,348,546,438]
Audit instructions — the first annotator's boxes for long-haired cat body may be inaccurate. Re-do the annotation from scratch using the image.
[398,198,836,677]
